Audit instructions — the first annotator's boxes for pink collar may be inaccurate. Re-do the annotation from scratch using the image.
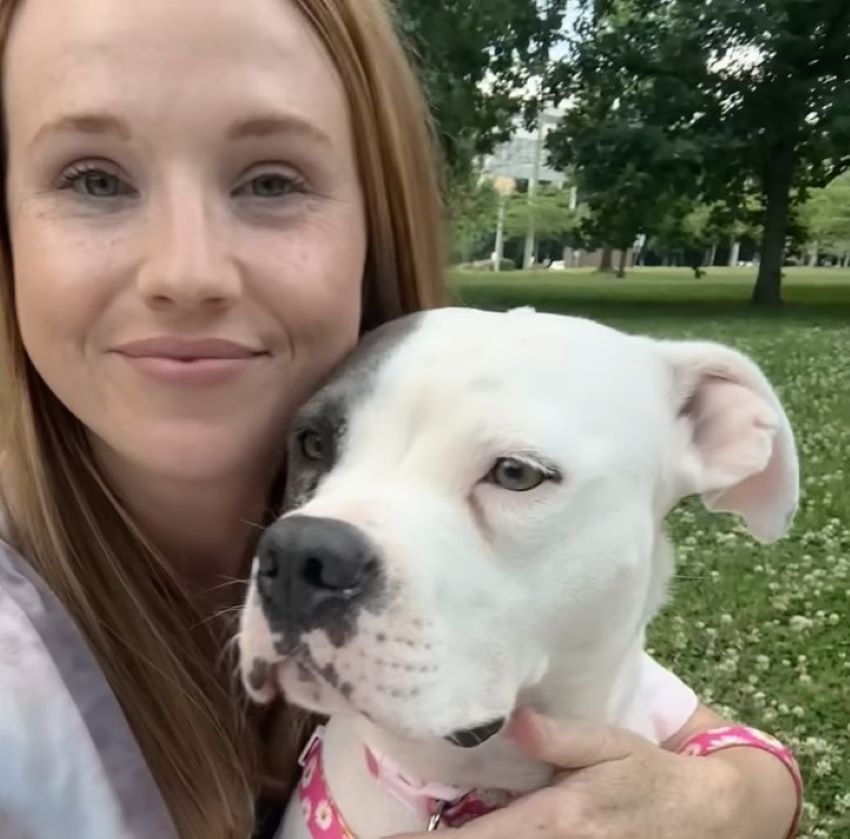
[297,726,516,837]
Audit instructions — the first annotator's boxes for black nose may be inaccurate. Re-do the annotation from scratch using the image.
[255,515,383,640]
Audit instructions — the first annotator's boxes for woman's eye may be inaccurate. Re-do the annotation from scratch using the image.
[237,172,300,198]
[59,166,136,199]
[487,457,550,492]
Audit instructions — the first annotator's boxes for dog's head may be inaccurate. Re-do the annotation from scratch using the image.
[238,307,797,745]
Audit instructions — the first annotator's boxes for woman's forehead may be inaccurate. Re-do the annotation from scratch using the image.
[3,0,351,151]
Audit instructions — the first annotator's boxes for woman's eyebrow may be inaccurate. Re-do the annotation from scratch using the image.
[28,111,334,149]
[226,113,333,148]
[30,112,132,148]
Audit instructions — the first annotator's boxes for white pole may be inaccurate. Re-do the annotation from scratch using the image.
[493,196,506,272]
[522,116,546,270]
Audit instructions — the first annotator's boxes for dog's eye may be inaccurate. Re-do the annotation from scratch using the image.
[487,458,548,492]
[298,430,326,461]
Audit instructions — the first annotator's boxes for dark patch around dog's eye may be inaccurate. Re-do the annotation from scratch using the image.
[284,401,347,511]
[281,313,426,513]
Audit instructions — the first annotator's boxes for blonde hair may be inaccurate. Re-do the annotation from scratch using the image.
[0,0,446,836]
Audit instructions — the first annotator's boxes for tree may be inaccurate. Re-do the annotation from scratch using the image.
[545,1,715,277]
[503,185,581,241]
[799,172,850,264]
[547,0,850,304]
[650,198,764,274]
[396,0,570,179]
[445,175,500,264]
[651,202,722,277]
[571,167,682,277]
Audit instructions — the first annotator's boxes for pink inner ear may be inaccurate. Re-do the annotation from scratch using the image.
[690,378,776,468]
[688,377,784,534]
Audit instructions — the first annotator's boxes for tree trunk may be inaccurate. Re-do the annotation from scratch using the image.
[597,245,614,273]
[753,145,796,305]
[708,242,717,268]
[729,240,741,267]
[616,247,627,278]
[662,253,670,267]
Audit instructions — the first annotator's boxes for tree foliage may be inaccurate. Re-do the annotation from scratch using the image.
[396,0,570,178]
[503,185,581,240]
[800,172,850,254]
[445,174,500,263]
[546,0,850,303]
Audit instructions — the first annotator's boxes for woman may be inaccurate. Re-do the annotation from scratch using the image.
[0,0,800,838]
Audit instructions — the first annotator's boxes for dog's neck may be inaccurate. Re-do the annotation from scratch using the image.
[303,637,648,839]
[359,633,648,788]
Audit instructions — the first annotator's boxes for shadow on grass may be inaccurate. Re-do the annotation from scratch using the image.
[449,279,850,326]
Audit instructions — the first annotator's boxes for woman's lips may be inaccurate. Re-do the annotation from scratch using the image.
[113,336,268,386]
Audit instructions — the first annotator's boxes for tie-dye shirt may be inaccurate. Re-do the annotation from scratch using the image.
[0,540,177,839]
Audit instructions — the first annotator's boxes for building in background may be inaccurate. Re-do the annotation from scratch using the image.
[481,109,568,191]
[479,107,632,270]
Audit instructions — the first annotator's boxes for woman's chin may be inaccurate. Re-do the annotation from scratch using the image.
[92,425,282,489]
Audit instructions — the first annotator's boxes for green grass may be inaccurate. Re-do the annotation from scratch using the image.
[452,267,850,838]
[451,266,850,318]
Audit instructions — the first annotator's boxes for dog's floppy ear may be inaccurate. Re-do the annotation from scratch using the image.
[657,340,798,544]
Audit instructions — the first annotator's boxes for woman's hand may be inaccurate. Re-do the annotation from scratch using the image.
[388,708,796,839]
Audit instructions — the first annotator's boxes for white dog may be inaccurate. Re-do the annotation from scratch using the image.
[238,307,798,839]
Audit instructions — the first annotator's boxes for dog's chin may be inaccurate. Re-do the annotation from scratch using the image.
[278,666,509,748]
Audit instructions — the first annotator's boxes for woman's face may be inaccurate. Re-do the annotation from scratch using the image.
[3,0,367,486]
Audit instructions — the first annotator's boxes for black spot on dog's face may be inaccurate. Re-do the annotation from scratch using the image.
[273,635,301,658]
[319,662,340,690]
[325,618,358,649]
[282,313,426,513]
[248,658,270,693]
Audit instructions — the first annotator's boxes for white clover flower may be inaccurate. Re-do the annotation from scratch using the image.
[789,615,814,631]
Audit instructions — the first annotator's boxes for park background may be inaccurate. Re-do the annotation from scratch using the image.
[395,2,850,836]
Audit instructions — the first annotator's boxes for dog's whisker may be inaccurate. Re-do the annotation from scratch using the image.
[206,577,250,593]
[192,603,245,631]
[216,632,242,673]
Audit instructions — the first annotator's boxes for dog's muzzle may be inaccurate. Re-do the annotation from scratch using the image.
[255,515,383,641]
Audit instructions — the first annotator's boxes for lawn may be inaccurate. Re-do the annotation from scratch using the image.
[451,267,850,839]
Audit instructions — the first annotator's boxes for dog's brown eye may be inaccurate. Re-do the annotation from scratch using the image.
[488,458,547,492]
[299,430,326,461]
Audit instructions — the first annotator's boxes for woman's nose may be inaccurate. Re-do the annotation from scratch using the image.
[137,181,241,311]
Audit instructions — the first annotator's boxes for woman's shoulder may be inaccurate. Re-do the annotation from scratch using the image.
[0,540,177,839]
